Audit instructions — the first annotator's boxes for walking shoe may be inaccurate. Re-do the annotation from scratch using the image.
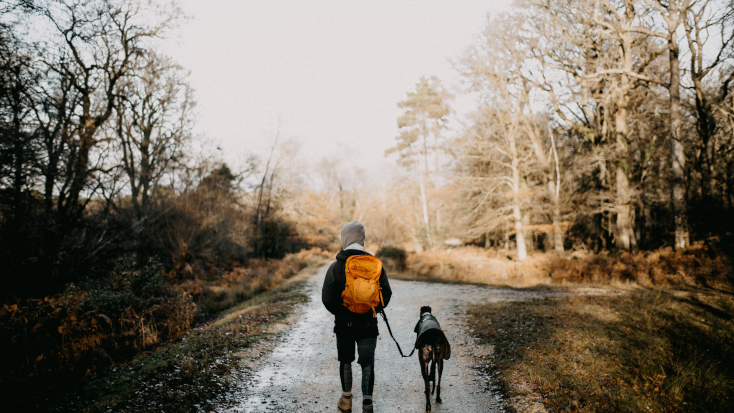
[362,401,374,412]
[337,394,352,412]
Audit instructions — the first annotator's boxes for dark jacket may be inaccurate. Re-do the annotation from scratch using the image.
[413,313,451,359]
[322,249,392,337]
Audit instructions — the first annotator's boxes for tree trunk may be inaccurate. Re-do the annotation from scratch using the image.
[514,202,527,260]
[523,214,533,252]
[43,162,57,214]
[434,124,441,231]
[140,126,152,210]
[257,133,279,228]
[63,129,95,220]
[12,103,24,222]
[549,181,563,253]
[615,21,633,251]
[684,9,721,202]
[615,104,632,251]
[667,17,690,249]
[62,89,112,223]
[42,123,65,217]
[637,200,647,248]
[510,132,526,260]
[549,128,564,253]
[693,76,717,200]
[420,130,431,237]
[418,165,430,237]
[629,204,638,248]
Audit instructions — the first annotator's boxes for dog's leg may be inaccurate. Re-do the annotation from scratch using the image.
[436,358,443,403]
[420,346,432,413]
[429,359,436,395]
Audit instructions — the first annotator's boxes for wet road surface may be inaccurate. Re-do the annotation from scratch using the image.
[218,264,513,412]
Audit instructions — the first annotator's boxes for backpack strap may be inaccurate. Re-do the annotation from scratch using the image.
[370,287,386,318]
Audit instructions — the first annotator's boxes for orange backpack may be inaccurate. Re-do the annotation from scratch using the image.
[341,255,384,317]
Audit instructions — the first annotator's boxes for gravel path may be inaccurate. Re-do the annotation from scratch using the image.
[217,263,537,413]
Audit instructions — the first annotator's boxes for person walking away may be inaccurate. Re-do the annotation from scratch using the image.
[322,221,392,412]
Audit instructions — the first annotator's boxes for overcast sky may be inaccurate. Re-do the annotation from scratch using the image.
[164,0,514,184]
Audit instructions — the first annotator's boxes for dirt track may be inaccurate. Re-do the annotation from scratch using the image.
[216,263,532,412]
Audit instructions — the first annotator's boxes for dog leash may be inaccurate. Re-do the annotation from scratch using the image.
[379,309,416,358]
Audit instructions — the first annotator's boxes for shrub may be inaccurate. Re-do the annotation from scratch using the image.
[188,250,325,317]
[0,257,195,409]
[376,246,407,271]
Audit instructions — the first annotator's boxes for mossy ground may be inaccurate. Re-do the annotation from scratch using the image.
[466,289,734,412]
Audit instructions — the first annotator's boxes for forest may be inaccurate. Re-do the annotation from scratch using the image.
[1,0,733,411]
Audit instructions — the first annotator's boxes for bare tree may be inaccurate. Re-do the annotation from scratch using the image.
[458,18,543,259]
[632,0,692,249]
[683,0,734,200]
[519,0,667,250]
[0,26,38,224]
[316,156,361,225]
[458,108,532,260]
[41,0,180,223]
[115,51,194,218]
[253,134,302,256]
[586,0,670,250]
[31,56,78,217]
[518,0,620,249]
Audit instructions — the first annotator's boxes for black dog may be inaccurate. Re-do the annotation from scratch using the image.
[414,306,451,413]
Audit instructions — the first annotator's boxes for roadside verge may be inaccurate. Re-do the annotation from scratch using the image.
[58,262,326,413]
[465,288,734,412]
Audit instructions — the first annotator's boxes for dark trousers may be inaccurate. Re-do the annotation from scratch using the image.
[336,333,377,397]
[336,334,377,366]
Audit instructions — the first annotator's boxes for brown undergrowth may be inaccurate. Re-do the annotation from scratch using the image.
[466,291,734,412]
[0,248,331,412]
[406,242,733,290]
[58,279,310,413]
[178,247,332,317]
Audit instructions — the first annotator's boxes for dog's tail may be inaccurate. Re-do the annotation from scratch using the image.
[429,359,436,394]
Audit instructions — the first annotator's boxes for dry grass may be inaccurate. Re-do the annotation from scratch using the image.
[415,243,734,410]
[178,247,332,316]
[406,243,733,290]
[407,247,555,287]
[466,291,734,412]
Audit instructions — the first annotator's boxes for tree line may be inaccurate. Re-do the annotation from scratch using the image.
[0,0,313,299]
[391,0,734,260]
[0,3,334,405]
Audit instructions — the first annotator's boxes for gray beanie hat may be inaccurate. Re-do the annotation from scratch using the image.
[341,221,365,250]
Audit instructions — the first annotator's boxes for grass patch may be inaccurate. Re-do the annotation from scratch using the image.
[387,271,491,285]
[466,289,734,412]
[53,280,309,413]
[406,244,733,290]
